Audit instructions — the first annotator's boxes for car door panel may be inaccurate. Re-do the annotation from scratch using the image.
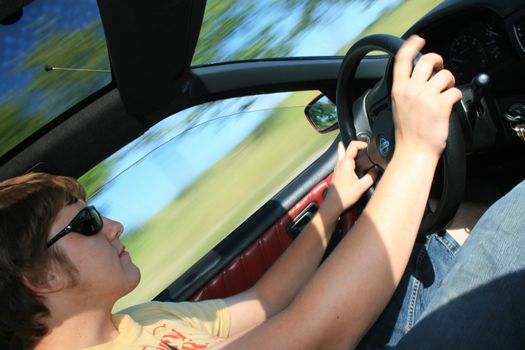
[190,175,331,301]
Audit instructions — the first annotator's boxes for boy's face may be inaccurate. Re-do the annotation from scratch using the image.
[48,201,141,303]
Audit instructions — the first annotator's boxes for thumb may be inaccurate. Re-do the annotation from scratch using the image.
[337,141,345,164]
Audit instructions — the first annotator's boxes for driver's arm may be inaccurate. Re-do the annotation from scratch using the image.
[216,35,462,349]
[225,140,375,336]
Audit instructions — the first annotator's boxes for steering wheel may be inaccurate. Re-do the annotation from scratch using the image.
[336,34,466,235]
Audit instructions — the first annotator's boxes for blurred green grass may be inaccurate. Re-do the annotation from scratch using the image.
[115,0,443,311]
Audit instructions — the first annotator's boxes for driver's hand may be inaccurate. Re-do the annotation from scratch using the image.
[391,35,462,159]
[328,141,376,211]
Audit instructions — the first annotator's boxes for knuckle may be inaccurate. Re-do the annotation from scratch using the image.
[406,88,419,100]
[442,69,456,84]
[421,94,438,109]
[391,86,400,97]
[395,51,411,64]
[431,100,442,111]
[391,84,408,99]
[421,52,443,65]
[436,69,451,80]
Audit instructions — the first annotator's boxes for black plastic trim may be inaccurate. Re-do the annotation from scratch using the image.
[142,57,387,127]
[0,89,145,181]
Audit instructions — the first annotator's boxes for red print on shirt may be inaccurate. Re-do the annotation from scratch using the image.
[154,328,210,350]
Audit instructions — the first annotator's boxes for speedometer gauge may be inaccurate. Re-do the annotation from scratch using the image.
[483,23,504,60]
[448,34,490,83]
[445,18,511,85]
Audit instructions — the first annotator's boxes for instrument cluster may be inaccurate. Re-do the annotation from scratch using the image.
[422,12,524,89]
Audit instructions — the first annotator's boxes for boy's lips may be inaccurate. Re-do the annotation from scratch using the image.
[119,246,128,257]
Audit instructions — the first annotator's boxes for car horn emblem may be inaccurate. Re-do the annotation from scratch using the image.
[378,135,390,158]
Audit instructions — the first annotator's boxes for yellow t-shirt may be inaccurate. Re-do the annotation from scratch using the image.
[84,299,230,350]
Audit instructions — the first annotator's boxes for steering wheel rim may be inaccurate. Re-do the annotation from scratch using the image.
[336,34,466,235]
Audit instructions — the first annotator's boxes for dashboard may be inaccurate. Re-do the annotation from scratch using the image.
[406,1,525,152]
[421,10,525,89]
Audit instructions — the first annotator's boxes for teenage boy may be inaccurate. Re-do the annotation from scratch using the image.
[0,35,463,349]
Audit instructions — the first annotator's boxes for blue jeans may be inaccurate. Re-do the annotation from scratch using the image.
[357,230,461,349]
[393,179,525,349]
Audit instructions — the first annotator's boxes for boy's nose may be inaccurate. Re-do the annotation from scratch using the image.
[102,216,125,241]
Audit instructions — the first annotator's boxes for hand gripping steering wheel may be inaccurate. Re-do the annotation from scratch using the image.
[336,34,466,235]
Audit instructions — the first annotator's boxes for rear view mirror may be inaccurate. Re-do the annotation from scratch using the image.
[304,95,338,133]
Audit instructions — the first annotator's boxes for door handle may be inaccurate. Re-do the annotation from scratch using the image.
[287,202,319,239]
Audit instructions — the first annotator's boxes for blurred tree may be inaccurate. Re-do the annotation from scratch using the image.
[193,0,371,65]
[0,16,110,155]
[0,96,40,155]
[79,159,114,198]
[18,18,110,123]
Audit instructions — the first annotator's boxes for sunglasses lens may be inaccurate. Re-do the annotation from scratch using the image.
[73,206,102,236]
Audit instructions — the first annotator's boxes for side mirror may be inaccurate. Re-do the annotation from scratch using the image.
[304,94,338,133]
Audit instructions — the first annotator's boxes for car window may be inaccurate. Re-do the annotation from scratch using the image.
[192,0,443,65]
[79,91,336,311]
[0,0,110,158]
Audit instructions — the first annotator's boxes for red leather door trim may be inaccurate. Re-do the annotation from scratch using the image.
[191,174,360,301]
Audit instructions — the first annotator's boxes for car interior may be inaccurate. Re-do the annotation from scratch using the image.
[1,0,525,348]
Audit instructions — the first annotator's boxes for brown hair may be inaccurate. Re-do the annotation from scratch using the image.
[0,173,86,348]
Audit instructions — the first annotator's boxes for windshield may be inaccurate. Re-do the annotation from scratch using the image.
[0,0,111,158]
[192,0,442,65]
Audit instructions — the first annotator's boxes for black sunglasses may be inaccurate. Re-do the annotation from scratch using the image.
[46,206,103,248]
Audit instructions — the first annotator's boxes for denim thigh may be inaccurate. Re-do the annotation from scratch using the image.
[394,179,525,350]
[356,230,460,349]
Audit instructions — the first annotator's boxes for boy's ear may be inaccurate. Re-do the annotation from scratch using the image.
[22,268,65,294]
